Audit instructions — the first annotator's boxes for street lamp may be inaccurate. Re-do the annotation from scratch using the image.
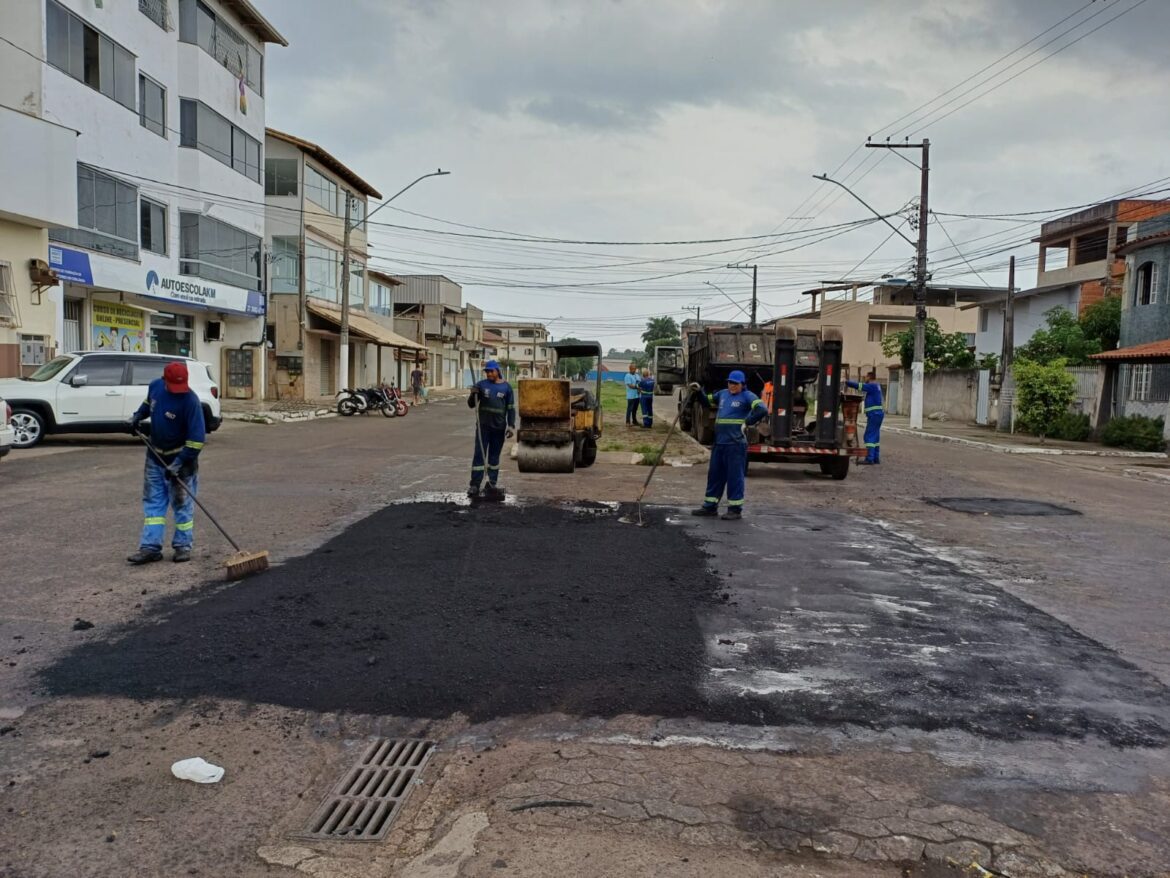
[339,169,451,393]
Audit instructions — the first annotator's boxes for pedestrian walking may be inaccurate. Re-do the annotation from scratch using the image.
[468,360,515,499]
[690,370,766,520]
[126,362,205,564]
[638,368,656,428]
[846,371,884,464]
[410,364,425,406]
[624,362,640,426]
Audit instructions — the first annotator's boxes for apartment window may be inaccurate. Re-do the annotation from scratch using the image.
[46,0,136,111]
[178,0,263,94]
[265,158,298,196]
[305,165,340,215]
[270,237,299,293]
[138,73,166,137]
[979,308,990,333]
[139,0,172,30]
[1074,229,1109,265]
[49,165,139,260]
[305,240,340,302]
[1131,364,1152,402]
[370,282,393,317]
[179,99,261,182]
[140,198,167,255]
[179,211,261,289]
[1116,226,1129,248]
[1135,261,1160,307]
[0,262,18,325]
[349,261,365,306]
[867,322,884,343]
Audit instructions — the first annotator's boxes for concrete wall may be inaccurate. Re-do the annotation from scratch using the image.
[1120,242,1170,348]
[891,369,980,422]
[974,289,1079,357]
[0,223,57,377]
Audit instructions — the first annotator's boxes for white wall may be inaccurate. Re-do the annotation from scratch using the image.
[0,106,77,230]
[974,289,1079,357]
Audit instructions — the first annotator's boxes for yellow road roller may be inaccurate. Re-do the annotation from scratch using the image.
[515,341,603,473]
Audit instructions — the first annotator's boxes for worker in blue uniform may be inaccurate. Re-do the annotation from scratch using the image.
[468,360,515,498]
[638,368,656,428]
[689,370,767,520]
[845,370,884,464]
[624,362,640,426]
[127,361,205,564]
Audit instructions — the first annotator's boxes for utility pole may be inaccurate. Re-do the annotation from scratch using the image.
[337,169,450,395]
[864,137,930,429]
[726,263,758,326]
[997,255,1016,433]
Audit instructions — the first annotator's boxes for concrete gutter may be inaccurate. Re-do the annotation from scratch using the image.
[884,425,1167,459]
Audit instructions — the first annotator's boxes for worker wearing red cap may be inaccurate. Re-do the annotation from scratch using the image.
[126,361,206,564]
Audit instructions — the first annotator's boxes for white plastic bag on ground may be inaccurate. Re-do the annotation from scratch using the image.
[171,757,224,784]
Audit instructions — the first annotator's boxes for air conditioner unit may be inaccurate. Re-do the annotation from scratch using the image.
[204,320,225,342]
[28,259,59,287]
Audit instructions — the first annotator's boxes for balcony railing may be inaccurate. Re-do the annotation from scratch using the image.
[139,0,174,31]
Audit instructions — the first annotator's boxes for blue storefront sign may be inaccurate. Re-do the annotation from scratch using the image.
[48,246,93,284]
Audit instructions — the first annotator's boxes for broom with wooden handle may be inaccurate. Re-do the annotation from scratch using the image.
[137,430,270,580]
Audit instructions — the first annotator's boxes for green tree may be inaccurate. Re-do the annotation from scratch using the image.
[1015,307,1102,365]
[1013,358,1076,440]
[641,317,680,345]
[553,337,594,379]
[1079,295,1122,351]
[880,318,975,371]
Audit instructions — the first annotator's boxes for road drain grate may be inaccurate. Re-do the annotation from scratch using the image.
[303,738,436,841]
[924,497,1081,516]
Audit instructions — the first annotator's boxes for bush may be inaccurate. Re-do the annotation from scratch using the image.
[1101,415,1166,452]
[1012,359,1076,439]
[1048,412,1090,442]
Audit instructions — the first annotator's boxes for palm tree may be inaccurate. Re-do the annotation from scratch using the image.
[641,316,679,344]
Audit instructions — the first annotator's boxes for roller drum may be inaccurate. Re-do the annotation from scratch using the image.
[516,441,575,473]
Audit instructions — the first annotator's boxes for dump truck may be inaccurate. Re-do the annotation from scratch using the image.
[515,341,603,473]
[670,325,865,479]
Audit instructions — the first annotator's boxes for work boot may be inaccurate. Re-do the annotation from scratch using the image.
[483,484,506,502]
[127,549,163,565]
[721,508,743,521]
[172,547,191,563]
[467,486,481,499]
[691,506,719,517]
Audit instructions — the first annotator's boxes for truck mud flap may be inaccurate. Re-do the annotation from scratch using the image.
[770,331,796,447]
[815,332,844,449]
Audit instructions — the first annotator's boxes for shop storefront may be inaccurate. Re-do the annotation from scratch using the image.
[49,244,266,397]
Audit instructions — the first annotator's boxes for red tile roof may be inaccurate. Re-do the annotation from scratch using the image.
[1091,339,1170,361]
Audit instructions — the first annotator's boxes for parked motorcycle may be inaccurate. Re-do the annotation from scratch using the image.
[337,387,395,417]
[383,384,409,417]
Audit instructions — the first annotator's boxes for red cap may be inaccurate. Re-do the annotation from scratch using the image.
[163,361,190,393]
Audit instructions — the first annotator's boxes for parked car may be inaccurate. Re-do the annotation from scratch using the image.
[0,394,14,459]
[0,352,221,449]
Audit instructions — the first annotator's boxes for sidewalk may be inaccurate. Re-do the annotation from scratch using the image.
[882,415,1167,458]
[220,388,467,423]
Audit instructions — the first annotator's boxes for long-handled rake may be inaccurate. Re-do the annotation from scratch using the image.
[137,431,269,580]
[618,398,688,527]
[472,395,505,502]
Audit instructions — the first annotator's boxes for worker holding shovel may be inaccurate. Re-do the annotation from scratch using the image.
[467,360,515,500]
[126,362,205,564]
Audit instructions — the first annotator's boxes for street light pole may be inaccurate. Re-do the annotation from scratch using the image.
[727,263,759,326]
[338,169,450,394]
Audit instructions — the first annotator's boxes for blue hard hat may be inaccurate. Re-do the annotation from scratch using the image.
[728,370,746,384]
[484,360,501,373]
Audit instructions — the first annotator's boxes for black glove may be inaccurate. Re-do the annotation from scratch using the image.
[467,389,480,409]
[163,460,181,481]
[129,415,143,436]
[178,459,198,481]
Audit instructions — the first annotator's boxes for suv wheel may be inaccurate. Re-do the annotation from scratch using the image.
[11,409,46,448]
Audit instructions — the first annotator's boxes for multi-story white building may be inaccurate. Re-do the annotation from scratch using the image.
[482,320,554,379]
[1,0,286,397]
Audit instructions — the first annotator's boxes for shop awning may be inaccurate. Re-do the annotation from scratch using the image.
[306,301,425,350]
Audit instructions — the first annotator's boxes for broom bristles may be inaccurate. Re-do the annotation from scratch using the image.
[224,549,270,580]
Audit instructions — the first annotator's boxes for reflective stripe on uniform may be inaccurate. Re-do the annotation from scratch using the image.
[486,464,500,470]
[159,447,183,456]
[471,465,485,472]
[865,442,880,448]
[704,496,719,504]
[727,498,745,507]
[715,418,746,424]
[865,405,883,413]
[184,440,204,449]
[751,399,766,409]
[144,516,166,525]
[175,521,194,531]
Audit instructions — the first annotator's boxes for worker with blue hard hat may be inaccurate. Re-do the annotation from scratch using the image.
[845,370,884,464]
[467,359,515,499]
[689,369,766,520]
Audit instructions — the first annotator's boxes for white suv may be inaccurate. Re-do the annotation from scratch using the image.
[0,352,222,449]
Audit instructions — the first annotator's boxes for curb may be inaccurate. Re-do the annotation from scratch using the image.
[221,409,337,425]
[884,426,1167,459]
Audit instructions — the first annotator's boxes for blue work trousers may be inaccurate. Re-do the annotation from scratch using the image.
[140,455,197,551]
[864,410,883,463]
[640,394,654,427]
[625,397,640,425]
[702,443,747,509]
[471,427,506,487]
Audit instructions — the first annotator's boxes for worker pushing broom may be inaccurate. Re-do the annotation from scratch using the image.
[126,361,268,580]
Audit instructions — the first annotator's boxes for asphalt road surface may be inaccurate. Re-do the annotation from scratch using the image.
[3,399,1170,877]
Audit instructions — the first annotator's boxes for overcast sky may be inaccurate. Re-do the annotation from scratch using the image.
[263,0,1170,349]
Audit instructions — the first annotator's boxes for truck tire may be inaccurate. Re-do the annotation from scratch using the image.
[820,458,849,480]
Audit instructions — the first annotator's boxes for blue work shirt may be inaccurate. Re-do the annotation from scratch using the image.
[638,376,655,396]
[624,371,639,400]
[132,378,205,464]
[846,380,884,413]
[701,388,767,445]
[469,378,515,432]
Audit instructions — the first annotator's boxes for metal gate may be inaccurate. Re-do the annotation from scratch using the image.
[63,299,82,354]
[975,369,991,425]
[224,348,254,399]
[887,369,901,414]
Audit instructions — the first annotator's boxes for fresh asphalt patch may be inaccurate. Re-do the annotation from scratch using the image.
[924,497,1082,516]
[42,502,1170,746]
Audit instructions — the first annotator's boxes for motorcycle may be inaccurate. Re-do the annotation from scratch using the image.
[337,387,395,417]
[382,384,409,417]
